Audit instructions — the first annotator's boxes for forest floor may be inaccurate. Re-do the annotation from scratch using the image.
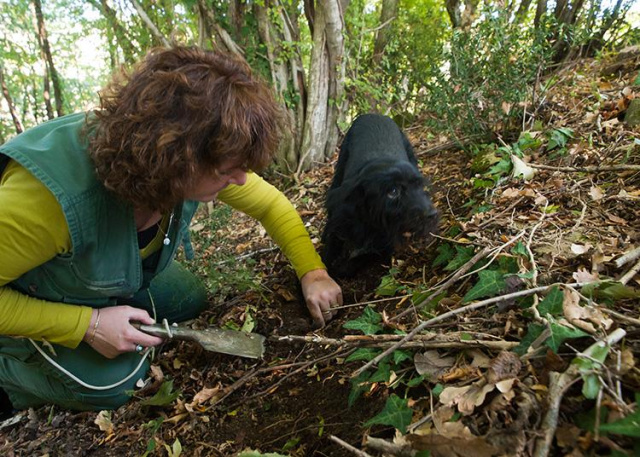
[1,50,639,457]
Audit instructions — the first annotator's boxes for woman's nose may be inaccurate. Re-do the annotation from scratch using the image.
[228,169,247,186]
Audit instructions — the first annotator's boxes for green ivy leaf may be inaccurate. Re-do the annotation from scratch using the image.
[546,318,588,353]
[348,372,371,408]
[538,286,563,316]
[462,270,507,302]
[345,348,381,363]
[432,383,445,397]
[599,409,640,437]
[393,350,412,365]
[364,394,413,434]
[343,307,383,335]
[547,127,574,150]
[369,362,391,383]
[511,241,528,257]
[445,245,476,271]
[405,375,426,388]
[514,323,545,355]
[376,274,401,296]
[433,243,455,268]
[140,380,180,406]
[487,157,512,177]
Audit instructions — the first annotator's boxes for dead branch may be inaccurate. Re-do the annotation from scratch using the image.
[329,435,374,456]
[354,281,610,377]
[604,308,640,326]
[528,163,640,172]
[619,258,640,285]
[365,436,416,456]
[614,246,640,268]
[274,334,518,350]
[533,328,626,457]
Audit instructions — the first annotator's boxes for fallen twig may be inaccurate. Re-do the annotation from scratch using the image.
[354,281,610,377]
[619,258,640,285]
[329,435,374,457]
[533,328,626,457]
[391,246,493,322]
[212,246,278,266]
[528,163,640,172]
[274,334,518,350]
[365,436,416,456]
[614,246,640,268]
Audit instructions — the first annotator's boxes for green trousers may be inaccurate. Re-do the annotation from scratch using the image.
[0,261,207,411]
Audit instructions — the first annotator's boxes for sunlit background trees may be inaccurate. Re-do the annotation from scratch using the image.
[1,0,638,172]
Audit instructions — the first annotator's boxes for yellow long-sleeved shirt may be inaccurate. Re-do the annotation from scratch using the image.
[0,160,324,348]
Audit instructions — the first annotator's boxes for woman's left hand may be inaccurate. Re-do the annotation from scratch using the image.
[300,269,343,328]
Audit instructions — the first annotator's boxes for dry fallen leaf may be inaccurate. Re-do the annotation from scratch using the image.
[414,351,456,378]
[570,244,593,256]
[440,380,495,415]
[190,385,222,407]
[562,287,613,332]
[94,410,114,435]
[486,351,522,384]
[572,267,598,283]
[589,186,605,201]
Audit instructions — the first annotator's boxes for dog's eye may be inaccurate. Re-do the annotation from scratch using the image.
[387,187,400,199]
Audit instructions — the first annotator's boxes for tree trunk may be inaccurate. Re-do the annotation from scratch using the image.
[534,0,547,28]
[582,0,625,55]
[228,0,245,43]
[41,71,54,120]
[445,0,461,28]
[373,0,398,65]
[514,0,533,23]
[195,0,244,58]
[445,0,478,30]
[87,0,137,65]
[320,0,348,162]
[129,0,171,47]
[0,63,24,134]
[254,2,305,172]
[32,0,64,117]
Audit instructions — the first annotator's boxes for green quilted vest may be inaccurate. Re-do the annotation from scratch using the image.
[0,113,199,305]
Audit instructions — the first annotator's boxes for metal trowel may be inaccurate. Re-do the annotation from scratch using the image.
[136,323,265,359]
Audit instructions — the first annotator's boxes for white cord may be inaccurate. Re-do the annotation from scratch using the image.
[29,339,150,391]
[30,290,161,391]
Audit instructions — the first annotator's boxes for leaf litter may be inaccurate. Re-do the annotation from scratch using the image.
[1,51,639,457]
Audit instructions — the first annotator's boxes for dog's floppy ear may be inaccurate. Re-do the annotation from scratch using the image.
[401,132,419,166]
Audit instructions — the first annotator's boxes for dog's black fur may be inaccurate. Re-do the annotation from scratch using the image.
[321,114,439,277]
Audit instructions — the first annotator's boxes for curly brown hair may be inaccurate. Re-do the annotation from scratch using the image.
[87,46,282,212]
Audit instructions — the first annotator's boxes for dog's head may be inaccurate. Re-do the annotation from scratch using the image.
[327,159,439,247]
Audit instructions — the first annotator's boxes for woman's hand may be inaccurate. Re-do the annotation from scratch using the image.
[300,269,343,328]
[83,306,164,359]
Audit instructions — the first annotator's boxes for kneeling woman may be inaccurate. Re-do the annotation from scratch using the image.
[0,46,342,411]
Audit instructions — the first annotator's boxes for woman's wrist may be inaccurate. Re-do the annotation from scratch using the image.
[83,308,100,343]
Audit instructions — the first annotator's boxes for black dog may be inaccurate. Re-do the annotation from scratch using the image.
[321,114,439,277]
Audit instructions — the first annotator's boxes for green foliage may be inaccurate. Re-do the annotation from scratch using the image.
[546,127,574,151]
[422,6,553,140]
[363,394,413,434]
[515,318,589,355]
[537,286,563,316]
[376,267,403,296]
[344,0,449,116]
[462,270,507,302]
[598,395,640,437]
[139,379,181,406]
[573,343,610,399]
[342,306,383,335]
